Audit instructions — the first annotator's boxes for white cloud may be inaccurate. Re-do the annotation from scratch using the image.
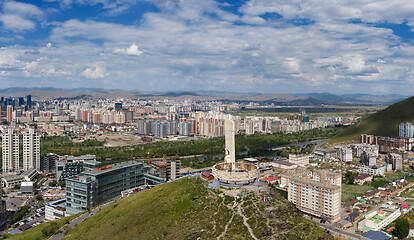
[113,44,143,56]
[283,57,300,72]
[3,1,43,17]
[239,0,414,26]
[125,44,143,56]
[0,14,35,31]
[0,1,43,31]
[81,66,109,79]
[2,0,414,93]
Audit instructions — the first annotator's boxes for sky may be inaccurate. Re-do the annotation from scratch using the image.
[1,0,414,95]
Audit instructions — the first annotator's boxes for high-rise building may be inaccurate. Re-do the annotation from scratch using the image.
[75,109,82,120]
[40,153,59,173]
[154,121,167,138]
[165,156,181,181]
[114,102,122,111]
[18,97,24,106]
[2,127,19,173]
[399,122,414,138]
[26,95,32,107]
[7,105,13,123]
[178,121,191,136]
[288,169,342,223]
[23,128,40,171]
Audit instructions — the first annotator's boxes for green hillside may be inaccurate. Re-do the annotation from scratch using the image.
[331,96,414,142]
[11,178,333,240]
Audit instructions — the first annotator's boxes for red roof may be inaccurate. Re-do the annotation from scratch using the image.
[401,204,409,208]
[201,171,212,178]
[261,176,280,182]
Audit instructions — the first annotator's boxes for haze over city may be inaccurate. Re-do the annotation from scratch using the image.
[0,0,414,94]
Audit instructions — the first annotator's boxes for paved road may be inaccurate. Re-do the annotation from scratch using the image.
[317,222,369,240]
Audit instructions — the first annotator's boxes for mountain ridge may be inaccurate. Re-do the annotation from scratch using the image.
[0,87,406,105]
[331,96,414,142]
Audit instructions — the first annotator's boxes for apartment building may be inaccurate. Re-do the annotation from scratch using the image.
[2,127,19,173]
[23,128,40,171]
[288,169,342,223]
[288,154,309,167]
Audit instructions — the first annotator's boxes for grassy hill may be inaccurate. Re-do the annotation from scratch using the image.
[331,96,414,142]
[9,178,333,240]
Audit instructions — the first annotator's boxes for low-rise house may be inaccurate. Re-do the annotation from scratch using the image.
[201,171,214,181]
[363,189,379,200]
[355,174,373,185]
[260,176,279,184]
[344,199,359,208]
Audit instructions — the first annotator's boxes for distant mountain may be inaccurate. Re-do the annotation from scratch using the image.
[331,96,414,142]
[0,87,407,105]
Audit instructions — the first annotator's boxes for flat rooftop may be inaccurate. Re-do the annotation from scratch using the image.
[290,177,341,190]
[82,161,144,176]
[272,160,297,166]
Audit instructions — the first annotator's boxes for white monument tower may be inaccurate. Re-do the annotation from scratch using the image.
[211,116,258,186]
[224,119,236,164]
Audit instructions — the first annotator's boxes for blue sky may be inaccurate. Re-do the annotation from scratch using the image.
[1,0,414,94]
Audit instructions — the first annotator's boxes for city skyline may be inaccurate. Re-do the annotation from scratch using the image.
[1,1,414,94]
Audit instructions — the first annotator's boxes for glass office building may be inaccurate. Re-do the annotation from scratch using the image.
[66,161,164,215]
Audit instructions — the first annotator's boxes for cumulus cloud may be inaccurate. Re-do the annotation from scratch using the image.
[239,0,414,25]
[114,44,143,56]
[3,1,43,17]
[81,66,109,79]
[0,14,35,31]
[2,0,414,93]
[0,1,43,31]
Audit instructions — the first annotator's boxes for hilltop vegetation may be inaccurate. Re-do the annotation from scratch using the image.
[331,96,414,142]
[11,178,332,240]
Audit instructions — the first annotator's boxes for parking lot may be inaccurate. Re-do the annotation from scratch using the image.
[15,208,46,228]
[4,195,27,211]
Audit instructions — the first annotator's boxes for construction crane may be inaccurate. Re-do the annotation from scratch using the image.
[147,150,164,165]
[48,149,80,156]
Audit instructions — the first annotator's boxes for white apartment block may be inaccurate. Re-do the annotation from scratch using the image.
[288,170,341,222]
[339,147,352,162]
[399,122,414,138]
[288,154,309,167]
[358,165,392,176]
[23,128,40,171]
[2,127,19,173]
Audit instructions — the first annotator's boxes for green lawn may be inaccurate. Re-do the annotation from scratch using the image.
[342,184,375,202]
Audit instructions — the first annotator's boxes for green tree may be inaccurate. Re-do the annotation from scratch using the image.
[36,195,43,201]
[49,181,58,187]
[393,217,409,239]
[58,181,66,188]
